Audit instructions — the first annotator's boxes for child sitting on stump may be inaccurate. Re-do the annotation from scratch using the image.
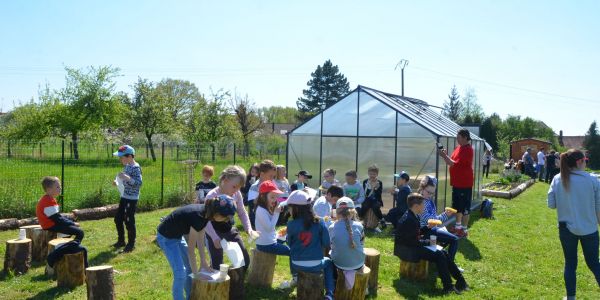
[394,193,468,294]
[36,176,84,241]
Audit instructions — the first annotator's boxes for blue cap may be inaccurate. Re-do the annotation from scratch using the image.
[214,195,236,216]
[394,171,410,181]
[113,145,135,157]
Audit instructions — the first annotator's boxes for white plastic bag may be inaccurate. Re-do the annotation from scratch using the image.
[115,175,125,197]
[220,239,245,268]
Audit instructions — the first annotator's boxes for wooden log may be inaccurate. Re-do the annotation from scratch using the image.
[334,266,370,300]
[3,238,32,275]
[56,252,86,288]
[17,217,39,227]
[363,247,380,295]
[190,275,230,300]
[0,218,18,231]
[399,259,428,281]
[227,266,245,300]
[22,225,56,262]
[46,237,74,277]
[246,248,276,287]
[73,204,119,221]
[363,209,379,230]
[297,271,323,299]
[86,265,115,300]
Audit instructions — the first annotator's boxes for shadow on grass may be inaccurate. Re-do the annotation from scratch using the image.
[30,273,52,282]
[88,249,119,266]
[245,285,294,299]
[393,271,441,300]
[27,285,73,300]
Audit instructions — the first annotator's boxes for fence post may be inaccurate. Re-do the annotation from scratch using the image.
[61,140,65,208]
[176,145,179,161]
[233,143,237,165]
[161,142,165,206]
[39,142,42,158]
[7,140,11,158]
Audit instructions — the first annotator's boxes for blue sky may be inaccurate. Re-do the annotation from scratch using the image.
[1,1,598,135]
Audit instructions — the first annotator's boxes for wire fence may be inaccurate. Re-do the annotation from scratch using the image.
[0,139,286,219]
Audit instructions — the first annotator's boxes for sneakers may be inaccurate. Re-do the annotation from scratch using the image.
[456,279,470,291]
[112,240,126,248]
[278,277,297,289]
[457,266,465,273]
[442,286,461,295]
[122,244,135,253]
[453,227,469,238]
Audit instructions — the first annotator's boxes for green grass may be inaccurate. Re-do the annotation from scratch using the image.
[2,182,600,299]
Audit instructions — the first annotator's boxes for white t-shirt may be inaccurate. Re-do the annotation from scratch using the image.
[537,151,546,165]
[255,206,279,245]
[312,196,333,227]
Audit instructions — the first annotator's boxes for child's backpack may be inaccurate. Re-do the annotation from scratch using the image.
[480,199,494,219]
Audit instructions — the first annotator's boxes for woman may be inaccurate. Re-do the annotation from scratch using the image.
[548,149,600,299]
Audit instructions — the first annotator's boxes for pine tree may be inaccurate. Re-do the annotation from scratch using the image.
[584,121,600,169]
[442,85,462,122]
[296,60,350,121]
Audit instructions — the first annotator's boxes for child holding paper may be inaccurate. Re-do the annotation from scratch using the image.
[112,145,142,252]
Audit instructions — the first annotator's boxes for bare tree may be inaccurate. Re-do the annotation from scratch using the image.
[230,94,262,157]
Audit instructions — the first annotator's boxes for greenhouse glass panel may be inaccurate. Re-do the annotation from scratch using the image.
[321,137,357,185]
[437,137,450,210]
[287,134,321,187]
[357,137,396,211]
[322,92,358,136]
[293,113,322,135]
[396,137,437,186]
[358,92,396,137]
[397,113,435,138]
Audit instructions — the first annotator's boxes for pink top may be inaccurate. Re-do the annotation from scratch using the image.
[205,187,252,241]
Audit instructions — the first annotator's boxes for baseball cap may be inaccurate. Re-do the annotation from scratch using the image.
[212,194,237,216]
[394,171,410,181]
[259,180,284,195]
[285,190,311,205]
[336,197,355,209]
[113,145,135,157]
[296,170,313,179]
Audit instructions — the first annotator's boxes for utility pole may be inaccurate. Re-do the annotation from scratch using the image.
[395,59,409,96]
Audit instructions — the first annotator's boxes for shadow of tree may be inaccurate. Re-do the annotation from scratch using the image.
[26,286,72,300]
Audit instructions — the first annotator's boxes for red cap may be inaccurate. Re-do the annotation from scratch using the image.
[259,180,284,195]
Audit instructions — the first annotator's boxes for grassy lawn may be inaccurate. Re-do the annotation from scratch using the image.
[2,182,600,299]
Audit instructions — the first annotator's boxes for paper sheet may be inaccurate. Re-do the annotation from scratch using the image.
[115,175,125,197]
[424,245,444,252]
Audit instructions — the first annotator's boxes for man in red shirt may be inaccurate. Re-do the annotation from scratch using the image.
[439,129,474,238]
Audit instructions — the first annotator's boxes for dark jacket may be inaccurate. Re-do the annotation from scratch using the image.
[363,179,383,206]
[47,240,88,268]
[394,209,428,262]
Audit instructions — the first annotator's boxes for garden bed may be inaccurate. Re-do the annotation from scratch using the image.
[482,179,536,199]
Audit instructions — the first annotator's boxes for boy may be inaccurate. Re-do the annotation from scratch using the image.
[195,165,217,204]
[290,170,312,191]
[385,172,412,228]
[112,145,142,253]
[36,176,84,241]
[312,185,344,227]
[247,160,277,228]
[394,193,468,294]
[342,170,365,214]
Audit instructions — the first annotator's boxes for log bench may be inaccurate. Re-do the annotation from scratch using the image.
[4,238,32,275]
[363,247,380,295]
[334,266,370,300]
[247,248,276,287]
[297,271,323,299]
[399,259,428,281]
[190,274,230,300]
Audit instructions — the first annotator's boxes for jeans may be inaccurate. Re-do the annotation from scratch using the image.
[291,257,335,296]
[49,222,84,242]
[157,233,192,300]
[537,164,545,181]
[482,161,490,178]
[424,227,459,260]
[115,198,137,245]
[558,224,600,297]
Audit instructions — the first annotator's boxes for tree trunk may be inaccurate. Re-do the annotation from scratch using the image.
[190,275,230,300]
[364,248,380,295]
[297,271,323,299]
[227,266,245,300]
[86,265,115,300]
[72,132,79,160]
[363,209,380,229]
[399,259,428,281]
[247,248,276,287]
[56,252,86,288]
[4,238,32,275]
[243,138,250,158]
[72,204,118,221]
[211,143,216,162]
[0,218,18,230]
[334,266,370,300]
[146,134,156,162]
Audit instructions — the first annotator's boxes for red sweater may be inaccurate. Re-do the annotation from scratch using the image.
[449,144,474,188]
[36,195,59,229]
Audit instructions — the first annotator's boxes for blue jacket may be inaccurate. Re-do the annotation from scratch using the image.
[287,218,330,262]
[122,163,142,200]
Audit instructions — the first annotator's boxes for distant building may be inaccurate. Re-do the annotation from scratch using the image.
[561,136,586,150]
[509,138,553,161]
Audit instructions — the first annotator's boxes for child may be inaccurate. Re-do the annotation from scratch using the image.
[157,197,236,300]
[329,197,365,281]
[320,168,339,195]
[112,145,142,252]
[286,190,335,299]
[361,164,385,231]
[343,170,365,214]
[291,170,312,191]
[274,165,291,197]
[195,165,217,204]
[313,185,344,228]
[385,172,412,229]
[417,176,459,260]
[204,166,258,271]
[242,163,259,205]
[36,176,84,241]
[247,160,277,228]
[394,193,468,294]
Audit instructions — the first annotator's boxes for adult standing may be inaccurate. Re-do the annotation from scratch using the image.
[547,149,600,299]
[439,128,474,238]
[482,149,492,178]
[522,148,536,180]
[545,150,558,183]
[537,148,546,182]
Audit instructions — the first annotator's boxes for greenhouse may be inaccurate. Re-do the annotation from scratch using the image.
[286,85,486,212]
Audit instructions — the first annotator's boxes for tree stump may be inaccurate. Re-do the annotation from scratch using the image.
[46,237,74,277]
[4,238,32,275]
[334,266,371,300]
[22,225,57,262]
[246,248,276,287]
[399,259,428,281]
[363,209,379,229]
[190,275,230,300]
[363,248,380,295]
[86,265,115,300]
[56,252,86,288]
[227,266,245,300]
[297,271,323,299]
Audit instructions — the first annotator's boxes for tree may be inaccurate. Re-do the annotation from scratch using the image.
[55,66,122,160]
[584,121,600,169]
[479,113,501,151]
[296,60,350,121]
[460,88,484,123]
[442,85,462,122]
[257,106,298,124]
[230,94,262,156]
[154,78,201,132]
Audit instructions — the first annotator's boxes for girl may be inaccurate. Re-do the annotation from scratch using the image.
[361,164,385,231]
[320,168,339,195]
[204,166,259,271]
[274,165,291,197]
[417,176,459,260]
[286,190,335,299]
[329,197,365,284]
[156,197,236,300]
[242,163,259,205]
[548,149,600,299]
[255,180,289,255]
